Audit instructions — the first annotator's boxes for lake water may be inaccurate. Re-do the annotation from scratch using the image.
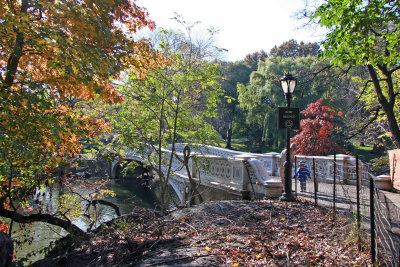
[9,178,168,265]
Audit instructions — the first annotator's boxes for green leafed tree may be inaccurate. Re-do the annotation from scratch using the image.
[110,26,222,211]
[237,55,347,151]
[311,0,400,147]
[213,62,252,149]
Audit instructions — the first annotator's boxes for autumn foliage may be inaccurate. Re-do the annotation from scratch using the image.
[291,98,346,156]
[0,0,161,234]
[48,200,371,266]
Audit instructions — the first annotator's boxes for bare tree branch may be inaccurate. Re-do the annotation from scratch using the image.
[0,208,89,238]
[91,199,121,217]
[346,106,381,140]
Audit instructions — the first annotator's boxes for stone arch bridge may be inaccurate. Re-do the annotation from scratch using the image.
[110,144,374,205]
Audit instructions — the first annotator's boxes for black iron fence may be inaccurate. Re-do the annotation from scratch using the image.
[293,154,400,267]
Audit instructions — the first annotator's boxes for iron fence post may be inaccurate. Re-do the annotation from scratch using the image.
[356,155,361,251]
[313,158,317,206]
[369,176,376,265]
[294,156,297,198]
[333,152,336,212]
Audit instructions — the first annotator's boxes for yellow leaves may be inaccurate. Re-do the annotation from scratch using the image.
[57,193,83,220]
[204,246,211,252]
[98,189,116,198]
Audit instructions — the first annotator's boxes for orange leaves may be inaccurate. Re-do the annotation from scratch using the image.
[24,207,34,212]
[0,0,162,240]
[0,221,10,233]
[0,177,25,189]
[99,83,124,104]
[1,0,161,103]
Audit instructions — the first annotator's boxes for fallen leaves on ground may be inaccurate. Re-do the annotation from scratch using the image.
[35,199,372,266]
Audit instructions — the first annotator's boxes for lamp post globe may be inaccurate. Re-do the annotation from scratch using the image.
[280,74,297,202]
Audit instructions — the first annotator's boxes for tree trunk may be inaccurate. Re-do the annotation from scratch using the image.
[367,64,400,148]
[0,209,89,239]
[225,121,233,149]
[3,0,28,90]
[91,199,121,216]
[0,232,13,267]
[183,146,203,204]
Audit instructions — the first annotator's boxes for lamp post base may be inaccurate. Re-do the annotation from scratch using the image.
[280,192,295,202]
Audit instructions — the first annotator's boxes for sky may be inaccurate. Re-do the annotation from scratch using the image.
[135,0,326,62]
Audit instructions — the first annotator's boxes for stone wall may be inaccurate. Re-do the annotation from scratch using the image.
[388,149,400,190]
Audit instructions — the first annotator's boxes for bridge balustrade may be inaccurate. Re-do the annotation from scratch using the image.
[163,145,367,188]
[171,144,281,177]
[294,154,366,185]
[247,152,280,177]
[191,155,249,193]
[114,144,373,203]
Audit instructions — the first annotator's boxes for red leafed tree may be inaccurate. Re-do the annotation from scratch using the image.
[292,98,346,156]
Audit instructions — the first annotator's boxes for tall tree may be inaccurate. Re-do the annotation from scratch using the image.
[214,62,252,149]
[311,0,400,147]
[237,56,343,151]
[269,39,321,58]
[0,0,157,235]
[243,50,268,71]
[110,25,222,211]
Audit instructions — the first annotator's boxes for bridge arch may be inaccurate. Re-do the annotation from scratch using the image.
[168,177,186,205]
[110,159,150,180]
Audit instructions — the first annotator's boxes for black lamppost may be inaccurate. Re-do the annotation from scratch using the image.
[279,74,297,202]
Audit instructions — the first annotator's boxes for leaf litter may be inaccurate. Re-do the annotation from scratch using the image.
[33,198,372,266]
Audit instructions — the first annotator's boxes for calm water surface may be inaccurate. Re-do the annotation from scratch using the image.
[10,178,162,265]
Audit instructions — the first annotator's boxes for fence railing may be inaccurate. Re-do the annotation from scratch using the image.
[164,145,400,266]
[293,154,400,267]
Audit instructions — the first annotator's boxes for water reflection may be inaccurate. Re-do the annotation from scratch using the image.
[9,177,167,264]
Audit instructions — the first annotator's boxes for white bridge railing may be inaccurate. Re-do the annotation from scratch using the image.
[116,144,378,203]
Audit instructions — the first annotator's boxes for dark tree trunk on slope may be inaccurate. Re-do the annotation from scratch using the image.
[0,232,13,267]
[367,64,400,148]
[0,209,89,239]
[225,121,233,149]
